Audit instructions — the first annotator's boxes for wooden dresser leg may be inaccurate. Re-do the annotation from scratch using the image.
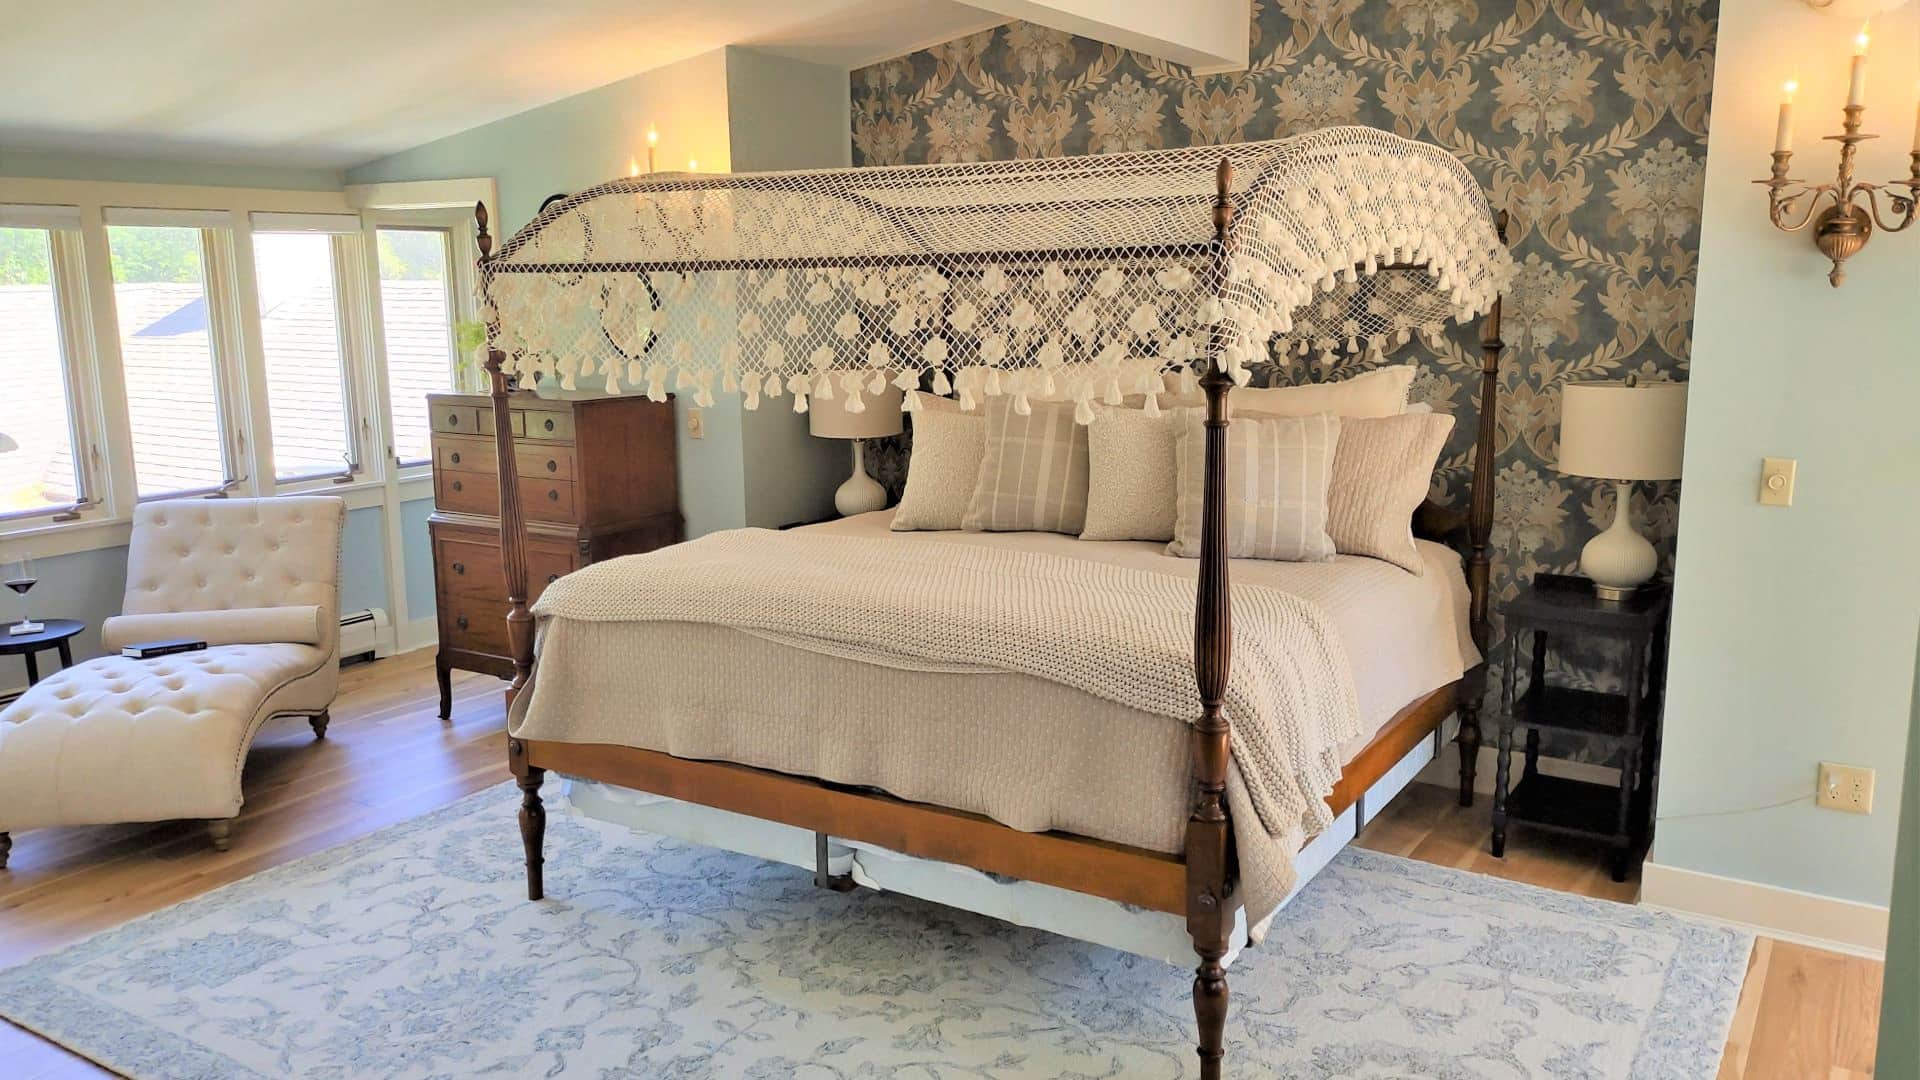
[207,819,232,852]
[435,657,452,722]
[0,832,11,869]
[308,710,329,740]
[517,764,547,901]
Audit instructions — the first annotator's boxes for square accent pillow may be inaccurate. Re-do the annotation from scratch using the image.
[891,405,986,531]
[1081,405,1179,542]
[1326,412,1456,573]
[963,396,1090,534]
[1168,410,1340,562]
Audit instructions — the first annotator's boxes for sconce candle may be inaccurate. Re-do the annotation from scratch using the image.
[646,125,658,173]
[1776,81,1797,154]
[1847,24,1869,108]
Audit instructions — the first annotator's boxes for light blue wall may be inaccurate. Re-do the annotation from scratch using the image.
[339,506,390,616]
[400,496,438,622]
[0,149,343,191]
[1652,6,1920,908]
[0,545,126,689]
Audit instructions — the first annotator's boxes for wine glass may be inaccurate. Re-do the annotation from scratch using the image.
[5,554,40,636]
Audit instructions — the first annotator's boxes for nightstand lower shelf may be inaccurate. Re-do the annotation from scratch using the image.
[1503,773,1624,838]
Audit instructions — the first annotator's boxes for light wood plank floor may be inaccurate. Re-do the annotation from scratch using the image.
[0,649,1884,1078]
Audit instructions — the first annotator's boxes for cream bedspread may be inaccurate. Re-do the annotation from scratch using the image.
[509,511,1478,925]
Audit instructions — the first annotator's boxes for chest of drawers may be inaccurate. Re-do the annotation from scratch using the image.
[428,392,680,718]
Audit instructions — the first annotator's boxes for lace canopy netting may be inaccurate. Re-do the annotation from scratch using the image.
[481,126,1514,423]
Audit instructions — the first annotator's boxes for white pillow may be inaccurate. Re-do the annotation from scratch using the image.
[1326,412,1456,573]
[891,399,985,532]
[1168,410,1341,562]
[1080,405,1180,542]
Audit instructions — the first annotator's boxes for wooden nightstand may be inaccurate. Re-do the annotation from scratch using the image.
[1492,573,1670,881]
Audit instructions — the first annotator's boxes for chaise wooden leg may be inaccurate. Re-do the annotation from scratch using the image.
[207,819,232,852]
[308,710,330,739]
[510,738,546,901]
[0,832,11,869]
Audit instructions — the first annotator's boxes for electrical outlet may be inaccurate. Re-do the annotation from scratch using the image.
[686,408,704,440]
[1759,457,1796,506]
[1816,762,1874,814]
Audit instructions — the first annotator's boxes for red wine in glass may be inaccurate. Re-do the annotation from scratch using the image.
[4,577,34,596]
[5,558,37,634]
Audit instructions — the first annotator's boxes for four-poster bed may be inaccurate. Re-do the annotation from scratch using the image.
[473,128,1513,1077]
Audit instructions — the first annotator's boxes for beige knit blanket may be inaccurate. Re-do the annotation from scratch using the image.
[533,528,1363,906]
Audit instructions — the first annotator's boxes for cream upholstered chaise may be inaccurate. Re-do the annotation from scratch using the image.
[0,496,344,865]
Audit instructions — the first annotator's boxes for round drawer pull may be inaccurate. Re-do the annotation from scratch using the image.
[543,417,556,432]
[546,573,560,584]
[452,562,465,575]
[547,489,559,501]
[447,413,461,426]
[450,452,461,464]
[456,615,469,630]
[546,459,557,473]
[452,480,463,492]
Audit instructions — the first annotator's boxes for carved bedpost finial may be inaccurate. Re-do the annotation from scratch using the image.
[475,201,493,259]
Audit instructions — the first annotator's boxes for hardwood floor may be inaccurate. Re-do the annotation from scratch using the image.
[0,649,1886,1077]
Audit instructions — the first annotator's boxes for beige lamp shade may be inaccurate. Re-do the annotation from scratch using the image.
[1556,380,1688,481]
[808,386,904,439]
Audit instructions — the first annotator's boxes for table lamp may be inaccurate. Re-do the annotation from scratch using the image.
[809,386,904,516]
[1555,377,1688,600]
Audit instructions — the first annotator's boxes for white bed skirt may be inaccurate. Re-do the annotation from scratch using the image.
[558,714,1455,969]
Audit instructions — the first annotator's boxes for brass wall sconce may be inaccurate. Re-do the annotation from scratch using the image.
[1755,26,1920,287]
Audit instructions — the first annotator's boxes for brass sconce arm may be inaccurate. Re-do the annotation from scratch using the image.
[1756,105,1920,286]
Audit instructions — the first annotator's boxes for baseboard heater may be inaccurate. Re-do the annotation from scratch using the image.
[340,608,393,663]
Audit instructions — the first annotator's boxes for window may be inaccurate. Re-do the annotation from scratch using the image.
[107,224,231,497]
[376,228,459,467]
[253,231,354,481]
[0,224,85,520]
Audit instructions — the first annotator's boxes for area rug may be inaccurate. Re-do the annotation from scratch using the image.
[0,783,1749,1079]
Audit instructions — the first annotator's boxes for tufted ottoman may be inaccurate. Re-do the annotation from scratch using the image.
[0,497,344,865]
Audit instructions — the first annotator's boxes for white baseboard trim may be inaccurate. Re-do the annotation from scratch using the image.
[1417,741,1621,795]
[1641,860,1890,960]
[395,616,438,655]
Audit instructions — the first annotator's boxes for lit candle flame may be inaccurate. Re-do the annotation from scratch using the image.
[688,158,698,172]
[1783,79,1797,102]
[1855,23,1870,56]
[629,157,640,177]
[646,125,659,147]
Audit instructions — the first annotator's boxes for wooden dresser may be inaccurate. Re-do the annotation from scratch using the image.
[427,391,680,718]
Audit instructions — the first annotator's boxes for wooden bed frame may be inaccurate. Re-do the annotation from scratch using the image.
[476,167,1508,1079]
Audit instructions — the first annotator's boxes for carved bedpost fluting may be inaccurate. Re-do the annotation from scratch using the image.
[479,201,546,902]
[1186,155,1236,1080]
[1458,209,1510,807]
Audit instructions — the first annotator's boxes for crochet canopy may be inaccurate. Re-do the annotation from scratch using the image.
[480,126,1513,421]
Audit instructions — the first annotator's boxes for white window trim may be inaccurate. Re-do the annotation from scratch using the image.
[0,225,109,532]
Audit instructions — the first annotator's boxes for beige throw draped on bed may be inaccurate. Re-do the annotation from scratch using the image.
[521,529,1363,916]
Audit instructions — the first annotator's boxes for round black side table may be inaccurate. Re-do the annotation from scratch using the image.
[0,619,84,686]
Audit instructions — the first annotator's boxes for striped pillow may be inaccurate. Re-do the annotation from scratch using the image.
[1326,412,1455,573]
[1168,410,1340,562]
[962,397,1090,534]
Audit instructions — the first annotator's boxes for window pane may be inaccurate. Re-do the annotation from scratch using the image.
[109,226,226,496]
[254,232,350,480]
[377,228,456,465]
[0,228,81,516]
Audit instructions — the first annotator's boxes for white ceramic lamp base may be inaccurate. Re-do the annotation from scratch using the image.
[833,441,888,517]
[1579,479,1658,601]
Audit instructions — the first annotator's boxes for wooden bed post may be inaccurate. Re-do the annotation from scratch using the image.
[478,201,546,900]
[1458,209,1510,806]
[1187,156,1236,1080]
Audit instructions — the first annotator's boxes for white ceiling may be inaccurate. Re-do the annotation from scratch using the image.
[0,0,1009,172]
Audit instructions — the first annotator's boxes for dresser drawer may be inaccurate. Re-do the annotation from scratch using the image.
[515,445,575,481]
[435,436,495,475]
[528,545,577,603]
[521,477,576,523]
[478,408,526,438]
[440,596,511,656]
[431,405,482,435]
[436,534,503,599]
[522,409,575,441]
[436,469,499,516]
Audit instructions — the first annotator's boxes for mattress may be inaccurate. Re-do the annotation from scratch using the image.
[510,511,1477,867]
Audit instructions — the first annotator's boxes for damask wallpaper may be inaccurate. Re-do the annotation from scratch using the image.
[849,1,1716,762]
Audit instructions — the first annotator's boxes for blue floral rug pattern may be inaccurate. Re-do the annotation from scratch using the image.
[0,784,1748,1078]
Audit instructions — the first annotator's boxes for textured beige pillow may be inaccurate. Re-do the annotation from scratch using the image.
[963,397,1089,534]
[1169,410,1340,562]
[1326,413,1455,573]
[891,405,986,531]
[1080,405,1180,542]
[1164,362,1416,418]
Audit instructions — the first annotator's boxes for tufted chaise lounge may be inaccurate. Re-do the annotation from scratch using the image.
[0,497,345,865]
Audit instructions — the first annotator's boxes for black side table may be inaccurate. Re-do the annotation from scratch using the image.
[0,618,84,686]
[1492,575,1669,881]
